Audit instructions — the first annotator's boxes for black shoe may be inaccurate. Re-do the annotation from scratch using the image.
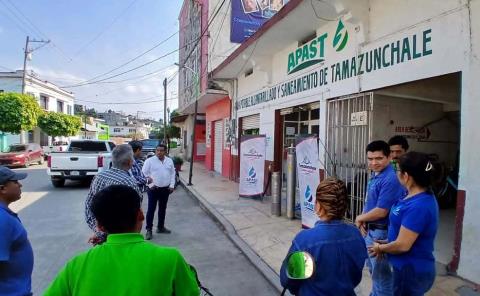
[145,230,153,240]
[156,227,171,234]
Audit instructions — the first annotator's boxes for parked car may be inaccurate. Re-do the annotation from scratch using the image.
[0,143,44,168]
[42,140,69,159]
[139,139,161,159]
[47,140,116,187]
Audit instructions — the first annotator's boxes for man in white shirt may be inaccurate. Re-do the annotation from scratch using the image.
[142,144,176,240]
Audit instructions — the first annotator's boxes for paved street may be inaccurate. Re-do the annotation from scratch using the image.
[12,165,278,295]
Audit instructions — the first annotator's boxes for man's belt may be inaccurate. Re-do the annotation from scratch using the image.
[367,223,388,231]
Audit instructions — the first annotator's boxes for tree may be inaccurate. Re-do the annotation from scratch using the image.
[0,92,42,134]
[152,125,180,139]
[38,112,82,137]
[126,132,145,140]
[170,109,180,121]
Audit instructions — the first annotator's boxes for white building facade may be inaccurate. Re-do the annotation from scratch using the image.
[211,0,480,283]
[0,70,75,149]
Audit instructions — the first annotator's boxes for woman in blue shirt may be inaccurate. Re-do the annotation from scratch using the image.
[280,178,367,296]
[369,152,439,296]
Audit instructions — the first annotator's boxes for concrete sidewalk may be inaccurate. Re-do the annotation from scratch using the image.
[177,160,478,295]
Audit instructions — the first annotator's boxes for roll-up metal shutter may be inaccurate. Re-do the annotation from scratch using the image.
[214,120,223,174]
[241,114,260,131]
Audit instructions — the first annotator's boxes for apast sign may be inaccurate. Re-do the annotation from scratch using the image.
[287,20,349,75]
[236,8,466,112]
[236,29,433,110]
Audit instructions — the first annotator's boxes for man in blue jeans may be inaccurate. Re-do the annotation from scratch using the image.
[355,141,405,296]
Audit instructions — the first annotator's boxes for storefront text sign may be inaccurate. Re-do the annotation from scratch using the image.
[236,25,433,111]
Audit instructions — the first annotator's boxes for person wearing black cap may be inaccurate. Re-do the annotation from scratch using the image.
[0,166,33,296]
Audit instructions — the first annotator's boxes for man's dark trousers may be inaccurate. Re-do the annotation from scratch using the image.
[146,186,170,230]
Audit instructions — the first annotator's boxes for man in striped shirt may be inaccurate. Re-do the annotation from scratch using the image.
[85,144,141,245]
[128,140,148,193]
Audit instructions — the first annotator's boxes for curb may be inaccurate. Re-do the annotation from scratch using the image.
[179,177,285,294]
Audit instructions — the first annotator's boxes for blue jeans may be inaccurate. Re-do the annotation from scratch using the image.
[365,229,393,296]
[393,265,435,296]
[146,186,170,230]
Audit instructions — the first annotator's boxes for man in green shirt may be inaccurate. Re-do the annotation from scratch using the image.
[44,185,199,296]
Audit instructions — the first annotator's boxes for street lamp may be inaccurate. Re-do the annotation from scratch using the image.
[175,62,198,186]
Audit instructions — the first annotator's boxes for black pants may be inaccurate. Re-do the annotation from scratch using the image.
[146,186,170,230]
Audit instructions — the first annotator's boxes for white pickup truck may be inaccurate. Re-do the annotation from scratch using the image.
[42,140,69,160]
[47,140,116,187]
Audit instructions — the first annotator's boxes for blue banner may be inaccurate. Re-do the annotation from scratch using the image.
[230,0,286,43]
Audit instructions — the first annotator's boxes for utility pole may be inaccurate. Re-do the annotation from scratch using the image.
[84,115,87,138]
[22,36,50,94]
[21,36,29,95]
[21,36,50,143]
[163,78,167,145]
[135,111,140,140]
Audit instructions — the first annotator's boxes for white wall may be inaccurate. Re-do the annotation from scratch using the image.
[368,0,468,42]
[457,0,480,282]
[109,126,149,139]
[372,95,459,166]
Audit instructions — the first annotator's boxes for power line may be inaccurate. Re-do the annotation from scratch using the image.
[75,97,178,105]
[73,0,140,57]
[0,65,14,71]
[60,48,181,88]
[80,31,179,83]
[0,3,31,36]
[63,0,229,89]
[90,64,174,84]
[3,0,75,63]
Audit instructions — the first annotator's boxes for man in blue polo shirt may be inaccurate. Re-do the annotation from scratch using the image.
[0,166,33,296]
[355,141,405,296]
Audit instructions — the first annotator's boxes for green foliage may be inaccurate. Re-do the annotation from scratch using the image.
[0,92,42,134]
[38,112,82,137]
[153,125,181,139]
[168,125,181,138]
[170,109,180,120]
[172,155,184,166]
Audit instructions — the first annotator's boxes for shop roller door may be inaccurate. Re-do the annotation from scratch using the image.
[214,120,223,174]
[241,114,260,133]
[326,92,373,222]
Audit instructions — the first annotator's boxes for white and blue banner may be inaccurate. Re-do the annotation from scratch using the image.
[239,135,266,197]
[296,136,320,228]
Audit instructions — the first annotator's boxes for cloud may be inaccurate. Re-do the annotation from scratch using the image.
[29,66,87,85]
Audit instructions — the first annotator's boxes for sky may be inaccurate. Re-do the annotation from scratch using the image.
[0,0,182,121]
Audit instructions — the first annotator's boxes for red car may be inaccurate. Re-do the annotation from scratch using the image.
[0,143,44,168]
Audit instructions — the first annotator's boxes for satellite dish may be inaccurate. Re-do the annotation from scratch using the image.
[27,52,33,61]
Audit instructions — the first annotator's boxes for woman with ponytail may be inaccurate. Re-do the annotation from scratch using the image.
[280,178,367,295]
[369,151,439,296]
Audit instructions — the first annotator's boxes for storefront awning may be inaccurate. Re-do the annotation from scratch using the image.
[181,88,229,114]
[211,0,366,80]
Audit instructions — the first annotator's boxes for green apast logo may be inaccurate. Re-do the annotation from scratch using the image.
[287,20,349,75]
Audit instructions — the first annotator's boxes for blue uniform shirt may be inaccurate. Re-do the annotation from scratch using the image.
[0,203,34,296]
[280,220,367,296]
[364,164,405,225]
[388,191,439,273]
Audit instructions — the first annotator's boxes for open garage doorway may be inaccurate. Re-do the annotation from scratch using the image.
[326,72,461,268]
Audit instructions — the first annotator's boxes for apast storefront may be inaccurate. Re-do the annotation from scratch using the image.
[212,0,480,284]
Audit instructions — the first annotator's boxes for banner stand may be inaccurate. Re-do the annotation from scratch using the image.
[295,135,320,229]
[239,135,266,198]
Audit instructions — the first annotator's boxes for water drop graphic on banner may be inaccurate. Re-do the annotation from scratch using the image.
[248,166,256,179]
[305,185,313,203]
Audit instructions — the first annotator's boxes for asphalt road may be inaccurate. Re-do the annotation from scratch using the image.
[12,165,278,295]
